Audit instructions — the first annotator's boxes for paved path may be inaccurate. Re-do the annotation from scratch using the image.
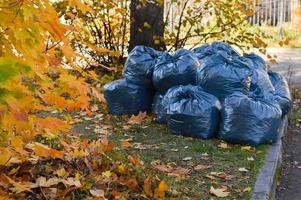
[267,48,301,89]
[276,124,301,200]
[268,48,301,200]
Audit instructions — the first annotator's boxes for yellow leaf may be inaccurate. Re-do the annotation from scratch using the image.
[154,180,168,199]
[209,186,230,197]
[4,175,32,193]
[8,166,20,175]
[10,136,24,149]
[243,187,252,192]
[241,146,253,151]
[75,172,81,181]
[143,22,151,29]
[218,142,228,149]
[118,164,127,174]
[102,171,112,178]
[0,148,12,165]
[71,149,88,158]
[69,0,94,13]
[56,168,66,177]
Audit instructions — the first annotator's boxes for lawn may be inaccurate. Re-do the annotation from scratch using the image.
[72,112,269,199]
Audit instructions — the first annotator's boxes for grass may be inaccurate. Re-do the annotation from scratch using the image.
[74,114,269,199]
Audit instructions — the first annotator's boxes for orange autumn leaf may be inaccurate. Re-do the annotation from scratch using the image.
[128,112,147,125]
[40,93,67,109]
[126,177,138,191]
[35,117,72,135]
[121,140,132,148]
[127,155,141,165]
[154,180,168,199]
[33,143,64,159]
[3,175,32,193]
[143,177,153,197]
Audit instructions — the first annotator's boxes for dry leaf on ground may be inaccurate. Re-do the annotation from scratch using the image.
[209,186,230,197]
[194,165,212,171]
[128,112,147,125]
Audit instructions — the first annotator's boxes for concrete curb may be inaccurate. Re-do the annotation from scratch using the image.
[252,116,288,200]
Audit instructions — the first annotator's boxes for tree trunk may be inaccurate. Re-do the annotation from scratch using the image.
[129,0,166,52]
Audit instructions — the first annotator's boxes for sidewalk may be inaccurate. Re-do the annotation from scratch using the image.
[267,48,301,89]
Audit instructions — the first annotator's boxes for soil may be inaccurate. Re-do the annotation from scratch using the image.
[276,124,301,200]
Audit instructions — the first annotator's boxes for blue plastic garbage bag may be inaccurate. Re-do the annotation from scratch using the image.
[152,92,167,124]
[192,44,212,60]
[218,92,282,146]
[153,49,200,93]
[268,71,292,116]
[210,41,240,57]
[193,42,240,61]
[123,45,162,87]
[242,53,266,71]
[103,79,154,115]
[241,53,275,98]
[165,85,221,139]
[196,51,252,101]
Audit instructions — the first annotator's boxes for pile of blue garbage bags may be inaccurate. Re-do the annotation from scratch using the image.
[103,42,292,146]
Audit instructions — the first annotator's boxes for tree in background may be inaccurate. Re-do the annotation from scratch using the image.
[129,0,166,51]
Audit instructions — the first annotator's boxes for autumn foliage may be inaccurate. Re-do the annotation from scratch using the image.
[0,0,284,199]
[0,1,168,199]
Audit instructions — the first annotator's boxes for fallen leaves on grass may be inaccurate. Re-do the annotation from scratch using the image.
[154,180,168,199]
[210,172,234,180]
[90,189,105,197]
[243,187,252,192]
[32,143,64,159]
[128,112,147,125]
[241,146,255,151]
[194,165,212,171]
[218,142,229,149]
[209,186,230,197]
[182,157,192,161]
[238,167,249,172]
[121,140,132,148]
[152,161,190,177]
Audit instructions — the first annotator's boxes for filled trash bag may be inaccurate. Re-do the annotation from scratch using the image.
[268,71,292,116]
[165,85,221,139]
[153,49,200,93]
[196,51,252,101]
[219,92,282,146]
[242,53,267,71]
[103,79,154,115]
[152,93,167,124]
[192,44,212,60]
[242,54,275,97]
[123,45,162,87]
[210,41,240,57]
[193,42,240,61]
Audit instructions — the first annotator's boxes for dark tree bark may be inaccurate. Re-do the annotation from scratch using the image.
[129,0,166,52]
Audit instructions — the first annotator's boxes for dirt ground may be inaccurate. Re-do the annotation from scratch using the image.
[276,123,301,200]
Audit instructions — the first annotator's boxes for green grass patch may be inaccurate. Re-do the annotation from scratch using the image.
[74,115,268,199]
